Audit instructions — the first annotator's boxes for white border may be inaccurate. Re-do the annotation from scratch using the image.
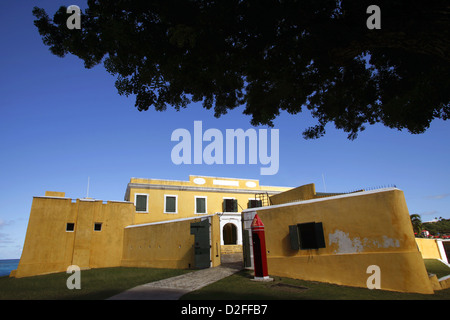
[195,196,207,214]
[125,214,216,228]
[164,194,178,214]
[134,193,148,213]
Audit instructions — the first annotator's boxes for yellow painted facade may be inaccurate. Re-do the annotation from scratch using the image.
[243,188,435,294]
[13,175,290,278]
[125,175,290,225]
[13,175,442,294]
[416,238,444,260]
[15,195,135,278]
[121,214,221,269]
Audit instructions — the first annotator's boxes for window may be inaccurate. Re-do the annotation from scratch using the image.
[66,223,75,232]
[289,222,325,250]
[195,196,207,214]
[164,195,178,213]
[135,194,148,213]
[248,199,262,208]
[223,198,238,212]
[94,222,102,231]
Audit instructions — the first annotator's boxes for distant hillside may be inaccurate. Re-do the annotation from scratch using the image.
[422,219,450,236]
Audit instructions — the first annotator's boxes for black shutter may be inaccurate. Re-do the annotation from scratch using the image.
[314,222,326,248]
[289,225,300,250]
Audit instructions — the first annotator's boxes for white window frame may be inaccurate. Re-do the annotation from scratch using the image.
[195,196,207,214]
[134,193,149,213]
[164,194,178,214]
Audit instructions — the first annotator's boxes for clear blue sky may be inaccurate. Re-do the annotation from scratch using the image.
[0,1,449,259]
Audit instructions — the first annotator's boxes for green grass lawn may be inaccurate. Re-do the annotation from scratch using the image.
[424,259,450,279]
[0,267,193,300]
[183,259,450,300]
[1,259,449,300]
[182,269,450,300]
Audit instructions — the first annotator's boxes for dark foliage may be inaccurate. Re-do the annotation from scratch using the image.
[32,0,450,139]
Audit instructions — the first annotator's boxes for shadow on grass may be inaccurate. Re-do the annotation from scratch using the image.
[0,267,193,300]
[181,269,450,300]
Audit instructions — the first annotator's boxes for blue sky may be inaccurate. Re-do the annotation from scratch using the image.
[0,1,449,259]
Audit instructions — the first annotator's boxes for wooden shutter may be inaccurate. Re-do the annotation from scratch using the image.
[135,195,147,212]
[289,225,300,250]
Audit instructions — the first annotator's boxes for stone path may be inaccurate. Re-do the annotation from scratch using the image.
[108,262,243,300]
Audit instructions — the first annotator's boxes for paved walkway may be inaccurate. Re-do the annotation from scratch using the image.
[108,262,243,300]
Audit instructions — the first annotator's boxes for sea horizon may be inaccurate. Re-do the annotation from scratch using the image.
[0,259,20,277]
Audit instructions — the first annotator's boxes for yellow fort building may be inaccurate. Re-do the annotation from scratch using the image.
[11,175,450,294]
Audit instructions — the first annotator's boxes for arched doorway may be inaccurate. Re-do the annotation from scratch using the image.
[223,223,237,245]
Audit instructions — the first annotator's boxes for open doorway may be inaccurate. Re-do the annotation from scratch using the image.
[223,223,237,245]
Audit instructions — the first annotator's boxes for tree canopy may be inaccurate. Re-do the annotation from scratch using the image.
[32,0,449,139]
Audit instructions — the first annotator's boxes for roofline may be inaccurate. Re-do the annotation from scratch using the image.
[125,214,217,229]
[242,187,400,213]
[124,182,287,201]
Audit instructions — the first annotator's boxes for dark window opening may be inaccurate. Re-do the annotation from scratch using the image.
[135,194,148,212]
[66,223,75,232]
[165,196,177,213]
[223,199,238,212]
[94,222,102,231]
[196,197,206,214]
[223,223,238,245]
[289,222,325,250]
[248,199,262,208]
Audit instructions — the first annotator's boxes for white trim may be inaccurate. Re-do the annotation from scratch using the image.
[213,179,239,187]
[241,187,400,213]
[34,196,72,200]
[134,193,149,213]
[193,178,206,185]
[125,214,217,228]
[164,194,178,214]
[437,239,450,265]
[195,196,208,214]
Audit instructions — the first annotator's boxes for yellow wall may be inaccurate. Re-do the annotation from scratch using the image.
[415,238,443,260]
[15,196,135,278]
[121,214,221,269]
[270,183,315,204]
[246,188,434,294]
[127,175,291,225]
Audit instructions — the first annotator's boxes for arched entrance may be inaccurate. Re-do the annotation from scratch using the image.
[223,223,237,245]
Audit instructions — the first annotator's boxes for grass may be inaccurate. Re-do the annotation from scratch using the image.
[182,259,450,300]
[424,259,450,279]
[181,269,450,300]
[0,267,193,300]
[1,259,449,300]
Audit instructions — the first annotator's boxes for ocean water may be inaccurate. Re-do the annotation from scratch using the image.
[0,259,20,277]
